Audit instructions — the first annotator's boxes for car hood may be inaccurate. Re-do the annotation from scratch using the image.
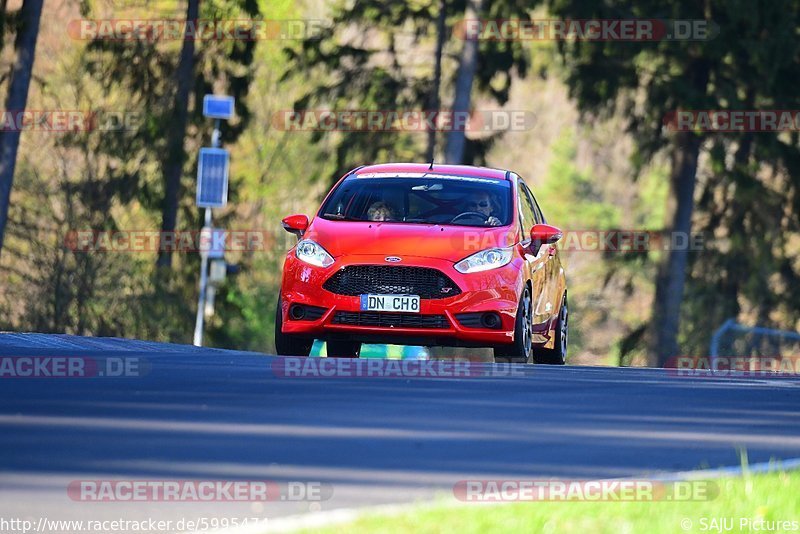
[305,217,516,262]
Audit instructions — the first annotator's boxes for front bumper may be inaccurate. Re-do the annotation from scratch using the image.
[280,254,524,347]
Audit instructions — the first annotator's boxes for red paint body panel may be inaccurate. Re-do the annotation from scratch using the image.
[281,252,522,345]
[306,218,516,262]
[278,164,567,349]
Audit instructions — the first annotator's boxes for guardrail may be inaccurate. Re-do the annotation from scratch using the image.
[710,318,800,365]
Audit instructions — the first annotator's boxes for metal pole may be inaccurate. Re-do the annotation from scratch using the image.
[211,119,221,148]
[193,120,222,346]
[193,207,212,346]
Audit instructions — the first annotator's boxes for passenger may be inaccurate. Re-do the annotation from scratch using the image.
[367,201,397,222]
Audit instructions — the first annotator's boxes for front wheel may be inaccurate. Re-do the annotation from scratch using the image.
[532,292,568,365]
[274,299,313,356]
[493,287,533,364]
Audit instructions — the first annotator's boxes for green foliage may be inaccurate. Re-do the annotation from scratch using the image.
[537,129,620,229]
[0,0,265,343]
[283,0,534,183]
[549,0,800,357]
[3,0,800,363]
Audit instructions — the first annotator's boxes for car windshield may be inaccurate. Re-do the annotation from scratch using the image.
[319,175,513,227]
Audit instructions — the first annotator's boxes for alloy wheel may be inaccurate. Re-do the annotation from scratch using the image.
[522,289,532,361]
[559,296,568,360]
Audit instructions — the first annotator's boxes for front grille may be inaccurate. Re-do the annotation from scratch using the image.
[302,305,327,321]
[332,311,449,329]
[323,266,461,299]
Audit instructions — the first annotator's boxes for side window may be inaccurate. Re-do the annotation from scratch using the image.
[522,183,545,224]
[517,180,537,231]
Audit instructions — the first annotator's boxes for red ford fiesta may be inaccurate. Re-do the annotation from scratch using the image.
[276,163,568,364]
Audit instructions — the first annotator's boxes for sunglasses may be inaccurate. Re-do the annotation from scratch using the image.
[468,201,490,208]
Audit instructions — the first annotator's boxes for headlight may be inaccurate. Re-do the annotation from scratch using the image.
[295,239,334,267]
[454,247,513,273]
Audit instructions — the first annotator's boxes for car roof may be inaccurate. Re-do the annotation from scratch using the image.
[351,163,511,181]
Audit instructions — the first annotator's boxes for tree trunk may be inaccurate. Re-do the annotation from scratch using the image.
[157,0,200,268]
[425,0,446,163]
[444,0,482,164]
[650,55,709,367]
[0,0,43,258]
[650,131,703,367]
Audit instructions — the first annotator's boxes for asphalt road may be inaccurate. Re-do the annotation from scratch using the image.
[1,333,799,531]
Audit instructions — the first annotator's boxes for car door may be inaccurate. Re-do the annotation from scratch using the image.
[524,182,563,319]
[516,179,550,325]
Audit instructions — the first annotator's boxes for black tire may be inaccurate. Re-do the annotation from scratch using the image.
[493,286,533,364]
[274,299,313,356]
[532,292,568,365]
[326,340,361,358]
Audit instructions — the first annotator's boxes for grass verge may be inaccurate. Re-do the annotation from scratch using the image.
[301,471,799,534]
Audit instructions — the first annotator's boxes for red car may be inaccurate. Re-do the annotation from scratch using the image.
[276,163,568,364]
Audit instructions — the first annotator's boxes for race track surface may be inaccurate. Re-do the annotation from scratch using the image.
[1,333,799,529]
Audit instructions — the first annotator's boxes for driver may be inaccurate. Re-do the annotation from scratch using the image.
[466,192,501,226]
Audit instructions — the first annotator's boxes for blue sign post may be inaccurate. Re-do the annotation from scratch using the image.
[194,96,234,347]
[202,95,235,120]
[197,148,230,208]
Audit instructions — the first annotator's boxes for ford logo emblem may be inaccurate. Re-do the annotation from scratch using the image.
[385,256,402,263]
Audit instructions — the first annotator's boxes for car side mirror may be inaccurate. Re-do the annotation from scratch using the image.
[530,224,563,244]
[282,214,309,237]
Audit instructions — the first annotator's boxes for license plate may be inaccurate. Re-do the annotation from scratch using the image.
[360,294,420,313]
